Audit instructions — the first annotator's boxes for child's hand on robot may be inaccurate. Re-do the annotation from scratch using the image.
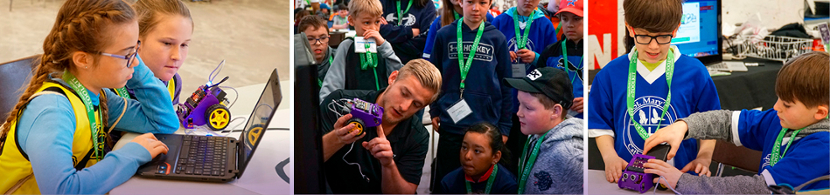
[643,121,689,160]
[332,114,366,145]
[643,159,681,189]
[362,125,394,168]
[602,154,628,183]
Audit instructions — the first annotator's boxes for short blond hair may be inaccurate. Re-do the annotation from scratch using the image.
[396,59,442,103]
[348,0,383,18]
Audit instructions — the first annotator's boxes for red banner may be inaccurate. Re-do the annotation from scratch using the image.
[587,0,620,70]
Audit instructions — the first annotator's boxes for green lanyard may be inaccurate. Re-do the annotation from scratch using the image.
[360,43,377,69]
[358,43,381,90]
[770,127,805,166]
[556,21,562,37]
[318,55,333,87]
[512,9,534,50]
[114,87,131,99]
[465,164,498,194]
[560,40,582,84]
[626,49,675,140]
[517,131,550,194]
[396,0,413,26]
[454,12,460,20]
[62,71,105,161]
[457,19,485,97]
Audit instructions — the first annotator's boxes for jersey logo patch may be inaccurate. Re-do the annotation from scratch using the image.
[622,96,678,155]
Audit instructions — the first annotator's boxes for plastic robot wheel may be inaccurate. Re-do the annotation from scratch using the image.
[346,118,365,136]
[206,104,230,130]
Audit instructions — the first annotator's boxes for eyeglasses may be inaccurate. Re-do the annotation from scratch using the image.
[307,36,329,45]
[632,33,673,45]
[98,41,141,68]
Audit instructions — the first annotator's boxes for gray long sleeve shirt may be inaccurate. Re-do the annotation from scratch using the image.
[318,39,403,102]
[675,110,830,194]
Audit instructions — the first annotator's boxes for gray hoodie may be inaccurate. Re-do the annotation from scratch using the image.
[318,39,402,102]
[522,117,584,194]
[676,110,830,194]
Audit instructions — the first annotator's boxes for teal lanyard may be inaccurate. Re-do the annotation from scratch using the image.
[770,127,804,166]
[456,19,485,98]
[512,9,534,50]
[396,0,413,26]
[317,55,333,87]
[560,39,582,84]
[62,71,105,161]
[626,49,675,140]
[465,164,498,194]
[114,87,131,99]
[518,131,549,194]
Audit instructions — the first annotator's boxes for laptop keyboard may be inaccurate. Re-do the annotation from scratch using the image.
[175,135,232,176]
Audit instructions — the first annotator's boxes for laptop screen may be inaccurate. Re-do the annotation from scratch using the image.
[237,69,282,178]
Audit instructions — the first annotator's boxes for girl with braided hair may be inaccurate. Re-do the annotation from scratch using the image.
[0,0,179,193]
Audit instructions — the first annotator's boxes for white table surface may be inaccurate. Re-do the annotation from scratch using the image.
[110,81,293,195]
[586,170,675,194]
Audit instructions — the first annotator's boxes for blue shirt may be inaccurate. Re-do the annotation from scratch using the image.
[436,164,518,194]
[428,20,512,136]
[422,12,495,59]
[588,46,721,170]
[491,7,558,114]
[734,109,829,191]
[15,58,179,194]
[539,39,584,118]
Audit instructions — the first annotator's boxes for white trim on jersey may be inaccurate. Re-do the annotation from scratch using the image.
[732,110,743,147]
[761,169,777,186]
[588,129,615,138]
[626,46,683,84]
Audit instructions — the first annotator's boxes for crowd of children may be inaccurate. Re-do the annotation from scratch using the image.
[302,0,830,194]
[296,0,587,193]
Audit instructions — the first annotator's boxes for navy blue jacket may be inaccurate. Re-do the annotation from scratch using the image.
[423,12,495,59]
[379,0,436,64]
[436,164,518,194]
[428,20,512,136]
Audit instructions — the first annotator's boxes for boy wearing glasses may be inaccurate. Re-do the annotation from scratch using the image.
[320,0,403,101]
[299,15,336,87]
[587,0,721,184]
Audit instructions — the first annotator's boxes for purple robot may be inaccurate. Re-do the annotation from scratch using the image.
[176,84,230,130]
[345,98,383,136]
[618,144,672,193]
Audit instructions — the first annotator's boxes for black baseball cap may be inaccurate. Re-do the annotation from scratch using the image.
[504,67,574,109]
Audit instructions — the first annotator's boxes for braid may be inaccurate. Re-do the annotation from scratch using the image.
[0,57,59,142]
[1,0,135,146]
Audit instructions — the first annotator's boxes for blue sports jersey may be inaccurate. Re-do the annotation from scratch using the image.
[733,109,829,191]
[588,46,721,170]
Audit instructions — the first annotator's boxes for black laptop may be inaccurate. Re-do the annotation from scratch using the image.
[136,69,282,182]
